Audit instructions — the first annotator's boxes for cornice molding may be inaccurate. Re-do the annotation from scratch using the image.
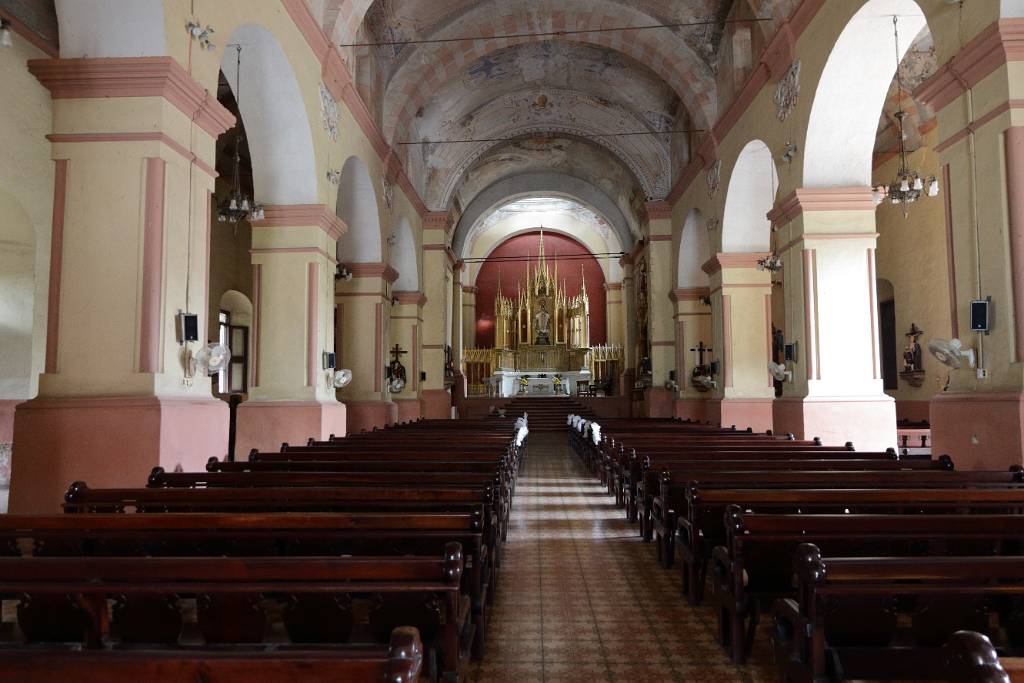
[27,57,235,137]
[348,261,400,283]
[393,291,427,306]
[702,252,771,275]
[604,282,624,292]
[767,187,876,227]
[253,204,347,241]
[915,19,1024,112]
[424,243,458,266]
[644,200,674,221]
[670,287,710,303]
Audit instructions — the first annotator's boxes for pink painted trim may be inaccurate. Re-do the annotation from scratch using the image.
[423,244,457,266]
[1007,128,1024,361]
[723,294,733,388]
[28,57,235,137]
[374,303,382,393]
[47,132,217,179]
[335,302,344,372]
[461,286,478,295]
[0,9,58,57]
[670,287,710,303]
[422,212,454,232]
[251,264,262,388]
[803,249,819,382]
[644,201,673,220]
[348,262,400,283]
[867,248,880,380]
[765,293,773,388]
[250,247,338,264]
[393,291,427,306]
[768,187,876,227]
[139,157,165,374]
[412,324,419,391]
[253,204,347,240]
[915,19,1024,112]
[335,291,390,299]
[423,344,446,350]
[934,100,1024,153]
[702,253,771,276]
[604,282,623,291]
[648,234,673,242]
[45,159,67,374]
[675,320,685,386]
[943,163,959,339]
[776,231,879,257]
[307,262,318,387]
[651,341,674,347]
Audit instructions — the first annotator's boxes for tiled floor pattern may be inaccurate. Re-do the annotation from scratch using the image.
[469,433,776,683]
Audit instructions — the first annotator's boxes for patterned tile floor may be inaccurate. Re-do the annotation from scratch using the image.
[468,433,777,683]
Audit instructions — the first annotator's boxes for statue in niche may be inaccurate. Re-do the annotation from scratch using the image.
[899,323,926,387]
[534,300,551,345]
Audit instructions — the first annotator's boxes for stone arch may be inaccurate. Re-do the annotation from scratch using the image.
[722,140,779,252]
[55,0,166,58]
[803,0,929,188]
[452,172,635,259]
[677,209,711,288]
[220,24,319,205]
[390,216,418,291]
[335,156,383,263]
[0,189,37,402]
[219,290,254,328]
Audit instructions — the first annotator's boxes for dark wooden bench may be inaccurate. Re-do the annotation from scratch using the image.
[0,544,467,681]
[772,546,1024,683]
[945,630,1020,683]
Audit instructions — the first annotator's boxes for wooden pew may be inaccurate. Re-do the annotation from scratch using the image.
[0,544,468,682]
[0,627,424,683]
[713,510,1024,663]
[771,546,1024,683]
[945,631,1019,683]
[677,486,1024,605]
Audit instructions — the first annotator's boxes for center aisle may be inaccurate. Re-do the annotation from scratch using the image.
[471,433,774,683]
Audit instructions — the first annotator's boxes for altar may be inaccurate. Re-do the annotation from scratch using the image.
[492,370,593,397]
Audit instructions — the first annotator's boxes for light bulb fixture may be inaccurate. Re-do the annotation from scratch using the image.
[780,142,798,164]
[186,20,216,51]
[326,168,342,185]
[873,16,939,218]
[0,20,13,48]
[217,45,264,226]
[335,265,353,281]
[757,252,783,273]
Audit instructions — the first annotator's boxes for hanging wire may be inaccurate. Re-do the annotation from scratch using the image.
[397,129,707,145]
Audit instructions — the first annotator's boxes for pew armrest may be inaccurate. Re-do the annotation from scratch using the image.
[710,545,735,595]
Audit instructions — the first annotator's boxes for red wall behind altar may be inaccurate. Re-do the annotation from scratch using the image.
[474,231,607,349]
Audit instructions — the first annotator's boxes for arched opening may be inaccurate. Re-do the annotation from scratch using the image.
[877,278,898,392]
[389,216,418,292]
[722,140,778,252]
[677,209,711,288]
[803,0,928,188]
[335,156,383,263]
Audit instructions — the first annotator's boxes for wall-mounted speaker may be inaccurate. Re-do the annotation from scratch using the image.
[971,297,991,334]
[322,352,336,369]
[420,371,427,382]
[177,312,199,343]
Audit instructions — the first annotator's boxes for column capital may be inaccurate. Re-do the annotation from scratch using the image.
[28,57,235,137]
[701,252,770,276]
[461,286,478,295]
[644,200,674,221]
[393,291,428,307]
[767,187,876,228]
[670,287,710,303]
[254,204,347,241]
[604,282,623,292]
[348,262,399,284]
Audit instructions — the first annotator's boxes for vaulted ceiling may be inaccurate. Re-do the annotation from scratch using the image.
[311,0,801,221]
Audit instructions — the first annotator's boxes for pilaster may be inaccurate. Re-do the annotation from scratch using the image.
[671,288,713,422]
[391,291,426,422]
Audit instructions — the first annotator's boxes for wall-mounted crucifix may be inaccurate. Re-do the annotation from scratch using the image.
[691,342,712,367]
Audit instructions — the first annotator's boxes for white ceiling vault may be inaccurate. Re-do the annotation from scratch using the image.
[308,0,802,235]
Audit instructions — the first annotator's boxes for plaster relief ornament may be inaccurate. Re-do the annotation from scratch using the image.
[706,160,721,199]
[774,60,801,122]
[382,173,395,210]
[706,216,720,233]
[319,82,339,141]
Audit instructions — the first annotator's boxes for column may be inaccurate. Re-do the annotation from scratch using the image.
[604,283,624,347]
[644,206,677,417]
[704,254,775,432]
[420,213,454,418]
[451,263,466,401]
[916,26,1024,468]
[391,291,426,422]
[619,255,638,397]
[335,262,398,433]
[11,58,234,512]
[768,190,895,451]
[671,288,713,422]
[235,206,346,453]
[462,286,477,349]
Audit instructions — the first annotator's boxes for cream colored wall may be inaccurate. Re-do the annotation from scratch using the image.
[873,142,953,407]
[0,32,53,401]
[207,220,252,340]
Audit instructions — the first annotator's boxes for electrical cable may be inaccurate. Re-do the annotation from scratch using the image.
[398,129,706,146]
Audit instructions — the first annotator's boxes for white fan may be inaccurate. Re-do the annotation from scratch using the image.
[768,361,793,382]
[333,369,353,389]
[927,338,976,369]
[694,374,716,389]
[389,376,406,394]
[193,343,231,376]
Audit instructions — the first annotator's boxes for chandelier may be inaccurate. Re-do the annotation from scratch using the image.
[218,45,264,224]
[872,16,938,216]
[757,252,783,273]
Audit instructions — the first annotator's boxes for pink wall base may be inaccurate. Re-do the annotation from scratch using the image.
[236,401,347,455]
[674,398,710,423]
[393,397,424,423]
[895,399,931,423]
[931,392,1024,470]
[10,396,228,513]
[709,398,774,433]
[421,389,452,419]
[0,399,20,443]
[773,396,896,451]
[344,400,398,434]
[576,396,632,418]
[642,387,675,418]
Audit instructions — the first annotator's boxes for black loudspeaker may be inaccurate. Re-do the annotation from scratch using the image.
[420,372,427,382]
[322,352,336,370]
[971,298,991,334]
[177,312,199,343]
[669,370,676,381]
